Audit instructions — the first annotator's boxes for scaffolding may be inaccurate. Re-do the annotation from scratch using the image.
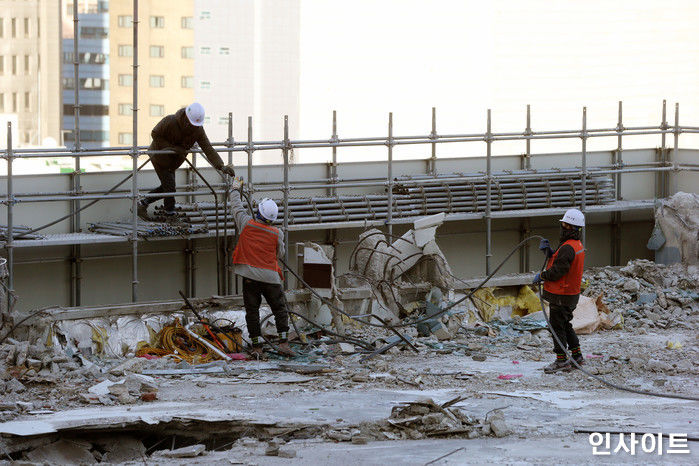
[1,1,698,309]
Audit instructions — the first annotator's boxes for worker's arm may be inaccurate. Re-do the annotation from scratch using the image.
[277,232,285,260]
[540,244,575,282]
[228,189,252,231]
[196,130,225,170]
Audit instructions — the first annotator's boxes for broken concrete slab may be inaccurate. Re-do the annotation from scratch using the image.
[159,443,206,458]
[25,438,95,464]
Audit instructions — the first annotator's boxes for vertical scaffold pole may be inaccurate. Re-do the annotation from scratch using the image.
[429,107,437,175]
[387,112,394,237]
[6,122,14,312]
[660,100,667,198]
[282,116,290,289]
[485,109,492,275]
[71,0,82,306]
[672,103,679,195]
[580,107,588,246]
[130,0,139,302]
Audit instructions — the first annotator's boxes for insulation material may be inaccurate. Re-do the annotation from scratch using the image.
[471,288,515,322]
[512,286,543,317]
[652,192,699,265]
[52,309,250,358]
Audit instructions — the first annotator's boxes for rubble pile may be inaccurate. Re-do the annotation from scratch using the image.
[583,259,699,330]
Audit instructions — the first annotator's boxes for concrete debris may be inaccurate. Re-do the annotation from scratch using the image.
[159,443,206,458]
[25,438,95,464]
[651,192,698,265]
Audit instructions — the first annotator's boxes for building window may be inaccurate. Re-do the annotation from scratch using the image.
[62,77,75,89]
[149,46,164,58]
[181,76,194,88]
[200,46,211,55]
[37,17,40,37]
[218,116,229,125]
[204,116,211,124]
[23,132,30,144]
[24,55,29,73]
[149,75,165,88]
[11,18,16,38]
[219,47,230,55]
[24,17,29,36]
[119,133,133,145]
[200,11,210,20]
[181,47,194,59]
[181,16,193,29]
[11,55,16,75]
[0,94,4,112]
[63,52,108,65]
[150,104,164,117]
[12,92,17,112]
[118,103,132,115]
[0,56,3,75]
[0,18,4,38]
[81,27,108,39]
[118,45,133,57]
[24,92,30,110]
[98,1,109,13]
[118,15,132,27]
[200,81,210,90]
[118,74,133,87]
[150,16,165,28]
[82,78,106,89]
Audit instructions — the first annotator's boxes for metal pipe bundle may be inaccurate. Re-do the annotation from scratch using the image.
[88,221,208,238]
[0,225,44,240]
[120,173,617,234]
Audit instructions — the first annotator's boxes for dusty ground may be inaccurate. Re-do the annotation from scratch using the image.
[0,259,697,464]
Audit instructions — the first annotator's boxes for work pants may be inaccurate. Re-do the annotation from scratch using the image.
[549,302,580,356]
[242,277,289,344]
[144,146,186,212]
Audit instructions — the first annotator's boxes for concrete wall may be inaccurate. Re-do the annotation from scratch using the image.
[1,148,696,312]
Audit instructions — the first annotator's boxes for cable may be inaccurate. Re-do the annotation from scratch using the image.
[534,253,699,401]
[0,307,52,346]
[183,159,221,294]
[13,159,151,239]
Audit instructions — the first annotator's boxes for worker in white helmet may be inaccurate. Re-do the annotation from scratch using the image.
[137,103,236,220]
[534,208,586,373]
[228,177,296,359]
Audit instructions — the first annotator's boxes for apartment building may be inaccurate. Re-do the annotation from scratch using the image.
[61,0,110,148]
[109,0,194,146]
[194,0,300,146]
[0,0,61,148]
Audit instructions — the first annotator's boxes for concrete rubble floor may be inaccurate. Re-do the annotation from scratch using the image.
[0,260,698,464]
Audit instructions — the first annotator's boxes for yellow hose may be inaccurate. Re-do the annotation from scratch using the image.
[136,318,216,364]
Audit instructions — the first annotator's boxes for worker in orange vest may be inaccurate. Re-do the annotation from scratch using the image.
[229,178,296,359]
[534,208,586,373]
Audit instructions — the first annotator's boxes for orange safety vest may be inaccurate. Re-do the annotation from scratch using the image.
[543,239,585,296]
[232,220,283,280]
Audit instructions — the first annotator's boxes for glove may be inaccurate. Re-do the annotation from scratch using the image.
[533,272,542,285]
[230,176,243,191]
[539,238,553,258]
[220,164,236,177]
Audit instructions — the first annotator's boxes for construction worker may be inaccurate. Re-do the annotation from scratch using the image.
[534,208,586,373]
[137,103,235,220]
[228,178,296,359]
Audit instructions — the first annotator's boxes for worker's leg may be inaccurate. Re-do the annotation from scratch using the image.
[152,166,177,213]
[242,278,264,347]
[261,282,290,341]
[562,304,582,363]
[548,303,569,359]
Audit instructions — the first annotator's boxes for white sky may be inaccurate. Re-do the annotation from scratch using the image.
[297,0,699,161]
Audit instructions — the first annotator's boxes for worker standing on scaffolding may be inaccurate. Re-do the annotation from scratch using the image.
[228,177,296,359]
[137,103,236,220]
[534,208,586,373]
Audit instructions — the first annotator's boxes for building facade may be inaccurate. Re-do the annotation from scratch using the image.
[109,0,194,147]
[0,0,62,148]
[61,0,110,148]
[194,0,300,152]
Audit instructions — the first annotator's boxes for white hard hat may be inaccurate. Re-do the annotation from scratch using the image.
[185,102,205,126]
[258,198,279,222]
[560,208,585,227]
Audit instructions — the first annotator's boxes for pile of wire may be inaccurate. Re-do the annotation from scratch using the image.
[136,318,215,364]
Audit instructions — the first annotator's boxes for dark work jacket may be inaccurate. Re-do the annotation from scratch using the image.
[541,229,581,308]
[149,108,224,171]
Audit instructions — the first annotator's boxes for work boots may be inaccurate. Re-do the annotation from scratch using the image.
[277,341,297,358]
[543,359,572,374]
[248,346,267,361]
[570,354,585,369]
[136,201,150,221]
